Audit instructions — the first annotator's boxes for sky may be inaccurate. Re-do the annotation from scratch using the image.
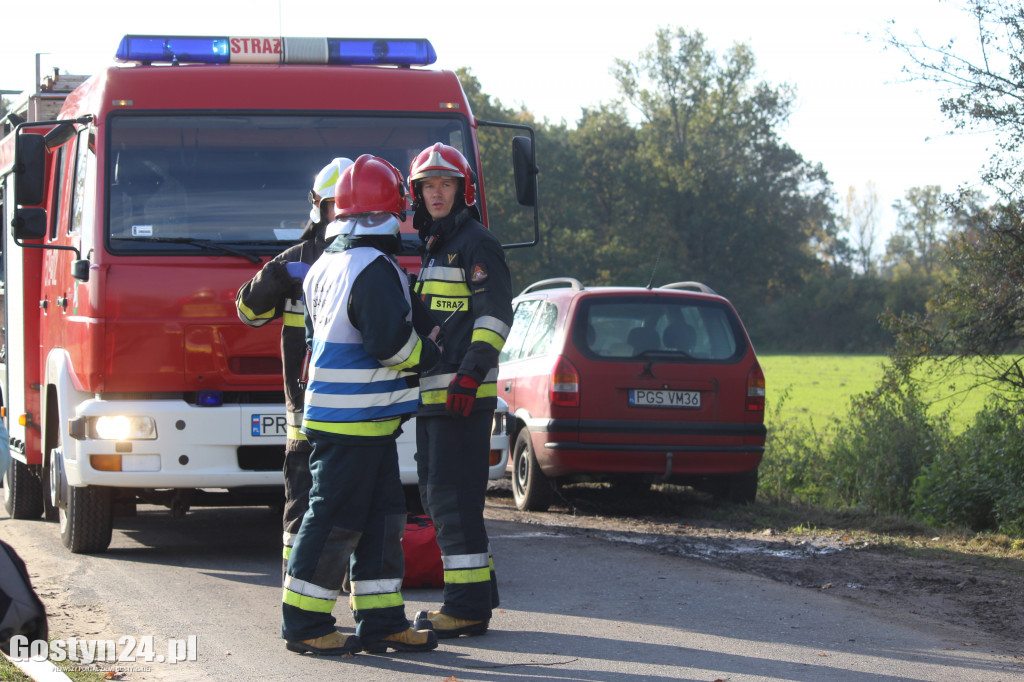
[1,0,995,250]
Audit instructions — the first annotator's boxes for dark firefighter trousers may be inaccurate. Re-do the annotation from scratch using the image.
[281,436,312,577]
[281,430,408,643]
[416,411,499,622]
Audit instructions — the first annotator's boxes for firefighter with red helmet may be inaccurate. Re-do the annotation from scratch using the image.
[408,143,513,638]
[236,156,353,578]
[281,155,440,656]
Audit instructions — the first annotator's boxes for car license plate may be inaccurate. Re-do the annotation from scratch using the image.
[629,389,701,409]
[251,414,287,437]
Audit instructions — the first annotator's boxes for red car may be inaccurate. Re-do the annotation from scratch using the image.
[498,278,766,511]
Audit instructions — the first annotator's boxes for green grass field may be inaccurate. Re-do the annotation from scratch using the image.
[759,354,997,433]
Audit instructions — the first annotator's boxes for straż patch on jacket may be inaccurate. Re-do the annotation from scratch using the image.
[471,264,489,284]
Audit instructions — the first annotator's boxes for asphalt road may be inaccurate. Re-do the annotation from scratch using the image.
[2,502,1022,682]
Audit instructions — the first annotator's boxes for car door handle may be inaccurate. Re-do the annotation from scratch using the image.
[504,381,511,392]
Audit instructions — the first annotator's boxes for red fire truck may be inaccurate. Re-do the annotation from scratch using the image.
[0,36,539,553]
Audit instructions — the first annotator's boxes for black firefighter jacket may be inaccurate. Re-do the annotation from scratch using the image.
[413,208,513,416]
[235,233,325,442]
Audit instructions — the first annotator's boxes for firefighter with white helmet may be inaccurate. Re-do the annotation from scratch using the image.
[281,155,441,656]
[308,156,350,223]
[407,143,513,638]
[236,156,353,578]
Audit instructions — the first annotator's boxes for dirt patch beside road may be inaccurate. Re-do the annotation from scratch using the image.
[484,480,1024,655]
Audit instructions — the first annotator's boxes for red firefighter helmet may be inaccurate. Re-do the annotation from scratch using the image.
[327,155,407,240]
[408,142,476,207]
[334,155,406,218]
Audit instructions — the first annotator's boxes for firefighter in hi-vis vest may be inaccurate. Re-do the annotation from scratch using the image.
[235,157,353,579]
[281,155,440,656]
[408,143,513,638]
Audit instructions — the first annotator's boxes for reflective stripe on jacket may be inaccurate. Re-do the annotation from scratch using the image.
[302,246,419,437]
[235,236,325,425]
[414,211,512,416]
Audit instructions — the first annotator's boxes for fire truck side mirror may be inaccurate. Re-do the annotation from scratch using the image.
[512,136,538,208]
[43,122,78,150]
[14,132,47,207]
[12,207,47,240]
[71,259,90,282]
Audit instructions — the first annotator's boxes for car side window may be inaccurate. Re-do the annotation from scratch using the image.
[520,302,558,358]
[499,300,540,363]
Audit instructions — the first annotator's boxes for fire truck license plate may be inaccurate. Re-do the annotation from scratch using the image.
[251,414,288,437]
[629,389,701,409]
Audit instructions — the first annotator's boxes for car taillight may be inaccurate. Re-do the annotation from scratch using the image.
[550,356,580,408]
[746,363,765,412]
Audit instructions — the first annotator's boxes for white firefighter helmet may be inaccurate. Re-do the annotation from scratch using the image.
[308,157,354,223]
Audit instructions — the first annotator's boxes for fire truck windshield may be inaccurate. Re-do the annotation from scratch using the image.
[105,113,471,256]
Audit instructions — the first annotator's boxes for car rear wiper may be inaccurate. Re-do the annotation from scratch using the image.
[111,237,261,264]
[634,349,693,360]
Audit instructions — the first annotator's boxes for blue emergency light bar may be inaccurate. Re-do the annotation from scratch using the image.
[115,35,437,66]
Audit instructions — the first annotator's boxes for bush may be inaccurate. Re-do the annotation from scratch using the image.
[763,361,948,516]
[763,359,1024,538]
[760,388,834,504]
[913,399,1024,535]
[825,364,948,515]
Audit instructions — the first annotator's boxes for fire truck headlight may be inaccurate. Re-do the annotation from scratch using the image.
[92,416,157,441]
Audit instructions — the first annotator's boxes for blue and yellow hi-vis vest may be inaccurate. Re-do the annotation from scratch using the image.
[302,247,419,438]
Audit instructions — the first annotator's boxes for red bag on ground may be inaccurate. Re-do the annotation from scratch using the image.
[402,514,444,588]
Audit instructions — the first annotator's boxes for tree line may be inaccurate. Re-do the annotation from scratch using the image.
[469,24,996,354]
[1,13,1011,360]
[595,1,1024,536]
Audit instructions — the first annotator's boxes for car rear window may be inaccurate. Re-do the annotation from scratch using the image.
[573,296,747,362]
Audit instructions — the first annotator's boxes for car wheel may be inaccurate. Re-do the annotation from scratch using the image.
[59,482,114,554]
[42,457,59,522]
[45,420,68,522]
[511,428,552,512]
[4,458,44,519]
